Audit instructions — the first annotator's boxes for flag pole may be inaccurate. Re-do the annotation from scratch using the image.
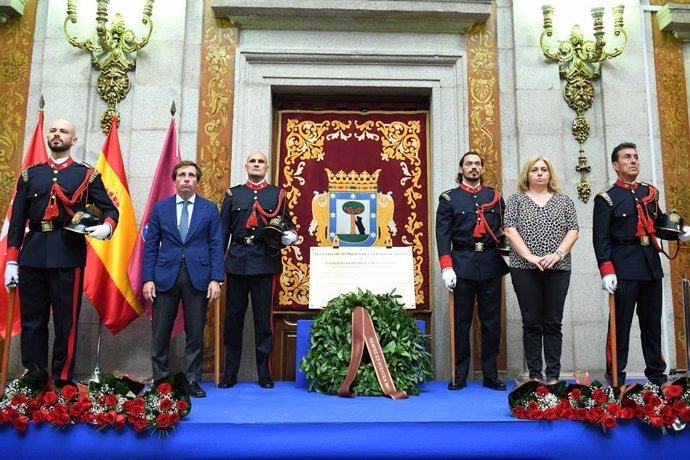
[608,293,618,387]
[448,291,457,387]
[1,287,16,396]
[682,279,690,380]
[214,298,221,385]
[85,320,103,384]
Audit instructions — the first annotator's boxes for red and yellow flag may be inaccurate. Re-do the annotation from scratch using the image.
[84,116,142,333]
[0,109,48,339]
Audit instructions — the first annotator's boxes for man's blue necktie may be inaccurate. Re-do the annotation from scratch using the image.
[179,200,189,242]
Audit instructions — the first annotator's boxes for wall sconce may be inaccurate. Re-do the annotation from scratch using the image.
[541,4,627,203]
[64,0,155,133]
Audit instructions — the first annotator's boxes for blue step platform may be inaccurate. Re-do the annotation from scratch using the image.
[2,380,689,459]
[2,320,689,458]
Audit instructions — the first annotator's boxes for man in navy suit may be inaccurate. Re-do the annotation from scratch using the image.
[142,160,224,397]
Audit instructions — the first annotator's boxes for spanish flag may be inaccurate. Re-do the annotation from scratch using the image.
[0,109,48,339]
[84,116,142,333]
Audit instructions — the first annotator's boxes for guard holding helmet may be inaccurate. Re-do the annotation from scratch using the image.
[3,119,118,382]
[593,142,690,387]
[219,150,296,389]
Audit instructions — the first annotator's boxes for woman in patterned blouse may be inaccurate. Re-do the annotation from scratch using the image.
[504,155,579,384]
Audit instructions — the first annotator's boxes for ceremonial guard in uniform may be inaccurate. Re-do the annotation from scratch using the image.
[218,151,297,389]
[4,119,118,382]
[593,142,690,386]
[435,151,509,391]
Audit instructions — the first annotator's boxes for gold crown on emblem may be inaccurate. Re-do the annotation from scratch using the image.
[326,168,381,192]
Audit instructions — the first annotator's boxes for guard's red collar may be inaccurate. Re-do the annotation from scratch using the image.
[616,178,638,190]
[47,156,74,170]
[459,182,482,193]
[245,180,268,190]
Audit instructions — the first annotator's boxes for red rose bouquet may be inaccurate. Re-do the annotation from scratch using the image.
[142,373,192,436]
[1,369,191,434]
[509,376,690,433]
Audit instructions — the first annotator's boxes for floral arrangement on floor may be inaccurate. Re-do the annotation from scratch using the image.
[300,290,433,396]
[509,375,690,432]
[0,369,191,434]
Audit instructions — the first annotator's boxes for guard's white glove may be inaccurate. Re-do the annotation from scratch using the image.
[85,223,111,240]
[442,268,457,291]
[602,274,617,294]
[679,225,690,242]
[281,231,297,246]
[4,262,18,290]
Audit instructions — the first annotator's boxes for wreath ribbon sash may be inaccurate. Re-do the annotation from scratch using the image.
[337,306,408,400]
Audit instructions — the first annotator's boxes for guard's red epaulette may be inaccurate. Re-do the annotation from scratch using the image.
[21,162,46,183]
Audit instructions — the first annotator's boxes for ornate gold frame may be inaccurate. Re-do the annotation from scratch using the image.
[0,0,38,228]
[650,0,690,370]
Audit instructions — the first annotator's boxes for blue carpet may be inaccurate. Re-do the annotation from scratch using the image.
[2,380,689,459]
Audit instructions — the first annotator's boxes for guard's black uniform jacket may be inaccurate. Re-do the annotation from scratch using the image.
[592,178,666,385]
[435,183,508,381]
[6,157,118,382]
[592,179,663,280]
[7,159,118,267]
[220,181,296,275]
[220,179,296,379]
[435,184,509,280]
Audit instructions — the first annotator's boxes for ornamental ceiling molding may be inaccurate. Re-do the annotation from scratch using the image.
[210,0,492,33]
[657,2,690,42]
[0,0,26,25]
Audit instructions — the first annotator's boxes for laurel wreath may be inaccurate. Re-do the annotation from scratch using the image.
[300,290,432,396]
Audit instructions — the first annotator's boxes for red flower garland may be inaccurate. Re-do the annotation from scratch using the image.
[509,378,690,432]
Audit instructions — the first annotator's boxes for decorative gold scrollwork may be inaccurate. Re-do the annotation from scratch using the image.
[541,4,627,202]
[64,0,154,133]
[372,120,422,208]
[285,119,330,163]
[198,22,235,205]
[282,119,331,210]
[467,22,501,189]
